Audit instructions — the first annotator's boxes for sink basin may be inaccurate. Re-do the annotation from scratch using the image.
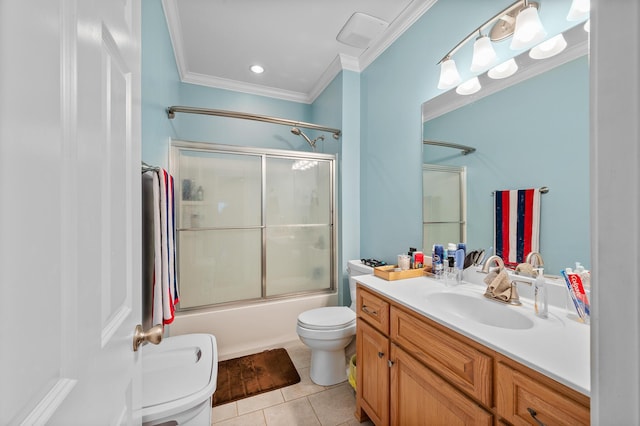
[425,292,535,330]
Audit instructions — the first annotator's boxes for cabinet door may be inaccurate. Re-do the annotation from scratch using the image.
[391,307,492,406]
[357,319,390,426]
[496,362,590,425]
[390,345,493,426]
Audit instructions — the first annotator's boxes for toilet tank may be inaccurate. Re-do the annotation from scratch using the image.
[347,260,374,310]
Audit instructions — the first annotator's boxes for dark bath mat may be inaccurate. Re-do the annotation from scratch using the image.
[212,348,301,406]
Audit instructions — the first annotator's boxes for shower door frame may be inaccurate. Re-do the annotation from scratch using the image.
[170,140,338,310]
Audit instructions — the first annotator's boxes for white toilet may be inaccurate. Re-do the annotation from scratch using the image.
[141,333,218,426]
[295,260,374,386]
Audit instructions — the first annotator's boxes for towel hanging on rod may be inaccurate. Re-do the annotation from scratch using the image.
[141,161,160,173]
[142,165,179,325]
[491,186,549,196]
[493,187,542,267]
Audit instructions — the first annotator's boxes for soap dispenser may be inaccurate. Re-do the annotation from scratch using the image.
[534,268,548,319]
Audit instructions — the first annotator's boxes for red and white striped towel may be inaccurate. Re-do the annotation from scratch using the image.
[494,188,541,267]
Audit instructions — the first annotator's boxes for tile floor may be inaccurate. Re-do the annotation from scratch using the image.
[211,342,374,426]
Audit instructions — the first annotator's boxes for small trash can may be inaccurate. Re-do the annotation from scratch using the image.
[348,355,357,391]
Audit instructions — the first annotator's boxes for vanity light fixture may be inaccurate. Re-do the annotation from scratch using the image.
[436,1,545,92]
[529,33,567,59]
[456,76,481,96]
[250,64,264,74]
[567,0,590,22]
[436,0,588,95]
[488,58,519,79]
[437,57,462,90]
[509,2,547,50]
[470,33,498,72]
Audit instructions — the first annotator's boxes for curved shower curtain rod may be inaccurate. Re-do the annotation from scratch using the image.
[167,106,342,140]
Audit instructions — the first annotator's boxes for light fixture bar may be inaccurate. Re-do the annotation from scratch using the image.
[437,0,536,65]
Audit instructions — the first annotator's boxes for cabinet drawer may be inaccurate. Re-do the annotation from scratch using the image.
[496,362,590,425]
[390,307,492,406]
[357,286,390,334]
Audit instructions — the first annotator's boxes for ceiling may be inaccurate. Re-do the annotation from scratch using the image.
[162,0,434,104]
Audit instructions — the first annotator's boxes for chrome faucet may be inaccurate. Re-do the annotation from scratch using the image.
[525,251,544,268]
[482,255,530,306]
[481,255,505,273]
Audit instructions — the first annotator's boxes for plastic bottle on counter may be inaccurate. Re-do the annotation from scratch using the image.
[534,268,548,319]
[447,243,457,270]
[432,244,444,278]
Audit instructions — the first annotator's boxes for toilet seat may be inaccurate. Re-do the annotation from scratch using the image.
[297,307,355,330]
[141,333,218,425]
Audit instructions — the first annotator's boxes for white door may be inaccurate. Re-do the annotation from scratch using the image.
[0,0,143,424]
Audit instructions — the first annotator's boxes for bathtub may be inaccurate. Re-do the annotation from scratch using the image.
[167,292,338,360]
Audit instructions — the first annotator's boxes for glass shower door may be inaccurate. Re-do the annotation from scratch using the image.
[177,151,263,308]
[265,157,332,296]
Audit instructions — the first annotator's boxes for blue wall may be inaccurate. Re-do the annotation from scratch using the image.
[142,0,323,170]
[142,0,588,304]
[359,0,586,271]
[423,57,589,274]
[142,0,355,304]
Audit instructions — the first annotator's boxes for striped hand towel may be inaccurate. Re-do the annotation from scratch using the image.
[494,188,541,267]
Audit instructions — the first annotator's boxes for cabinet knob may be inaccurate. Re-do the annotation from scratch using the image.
[527,408,546,426]
[378,351,384,358]
[388,360,395,368]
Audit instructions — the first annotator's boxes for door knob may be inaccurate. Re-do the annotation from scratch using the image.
[133,324,163,351]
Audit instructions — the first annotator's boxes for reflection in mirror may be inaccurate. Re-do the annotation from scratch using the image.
[422,25,589,276]
[422,165,466,254]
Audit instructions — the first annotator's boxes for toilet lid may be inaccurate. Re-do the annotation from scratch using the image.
[141,333,218,423]
[297,307,356,330]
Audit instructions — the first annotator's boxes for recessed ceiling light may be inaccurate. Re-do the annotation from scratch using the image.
[250,65,264,74]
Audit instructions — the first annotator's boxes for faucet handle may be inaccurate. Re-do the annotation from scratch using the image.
[481,255,505,273]
[525,251,544,267]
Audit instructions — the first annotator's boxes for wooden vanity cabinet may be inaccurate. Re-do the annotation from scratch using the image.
[355,286,390,424]
[356,319,389,425]
[391,344,493,425]
[355,284,590,425]
[496,360,590,425]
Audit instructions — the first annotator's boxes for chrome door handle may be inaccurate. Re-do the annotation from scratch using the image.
[133,324,163,351]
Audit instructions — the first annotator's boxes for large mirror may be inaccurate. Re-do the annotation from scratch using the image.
[421,24,589,276]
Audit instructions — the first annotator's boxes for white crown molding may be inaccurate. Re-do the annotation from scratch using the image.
[182,71,310,103]
[422,24,589,123]
[162,0,188,81]
[358,0,437,71]
[162,0,436,104]
[305,54,360,104]
[339,53,361,73]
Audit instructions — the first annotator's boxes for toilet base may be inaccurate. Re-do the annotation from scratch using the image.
[143,396,211,426]
[309,349,348,386]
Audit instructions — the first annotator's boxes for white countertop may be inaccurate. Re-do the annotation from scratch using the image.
[355,272,591,396]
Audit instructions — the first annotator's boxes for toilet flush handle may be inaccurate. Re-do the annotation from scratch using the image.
[133,324,163,351]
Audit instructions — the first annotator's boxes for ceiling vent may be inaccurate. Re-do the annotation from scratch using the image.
[337,12,389,49]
